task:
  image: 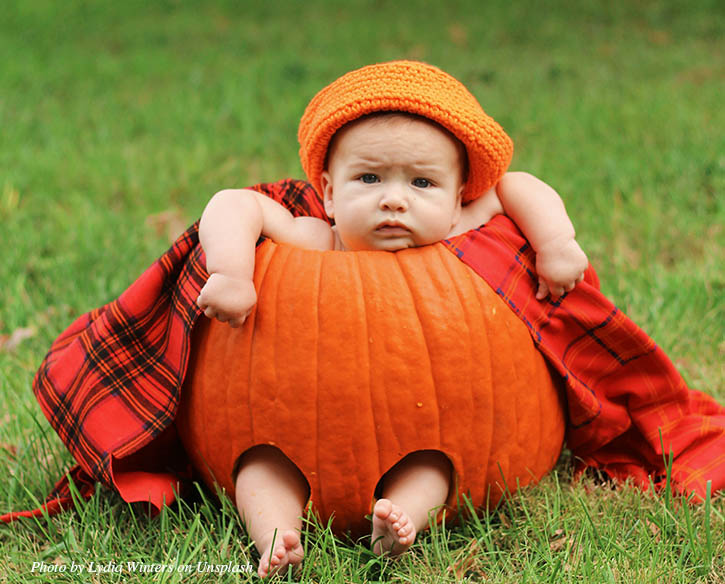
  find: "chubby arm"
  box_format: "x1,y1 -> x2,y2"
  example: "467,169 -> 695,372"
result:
197,188 -> 333,326
496,172 -> 588,299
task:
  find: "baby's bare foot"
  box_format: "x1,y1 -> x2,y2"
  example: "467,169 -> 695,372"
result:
258,529 -> 304,578
371,499 -> 416,556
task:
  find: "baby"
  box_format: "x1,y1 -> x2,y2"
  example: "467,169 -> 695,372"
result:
196,61 -> 587,577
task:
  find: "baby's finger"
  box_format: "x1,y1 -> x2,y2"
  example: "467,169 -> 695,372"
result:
228,314 -> 248,328
549,284 -> 565,300
203,306 -> 217,319
576,273 -> 585,283
535,279 -> 550,300
564,282 -> 576,292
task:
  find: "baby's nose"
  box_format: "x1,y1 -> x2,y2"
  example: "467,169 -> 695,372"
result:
379,189 -> 409,212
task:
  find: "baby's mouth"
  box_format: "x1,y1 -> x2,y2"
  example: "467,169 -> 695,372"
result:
375,220 -> 411,235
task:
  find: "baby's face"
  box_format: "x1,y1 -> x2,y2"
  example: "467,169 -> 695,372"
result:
320,115 -> 464,251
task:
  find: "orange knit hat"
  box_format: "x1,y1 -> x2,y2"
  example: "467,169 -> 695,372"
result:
298,60 -> 513,203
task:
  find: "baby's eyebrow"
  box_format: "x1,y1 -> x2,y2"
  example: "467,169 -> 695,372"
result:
346,155 -> 388,168
409,162 -> 446,173
347,156 -> 447,175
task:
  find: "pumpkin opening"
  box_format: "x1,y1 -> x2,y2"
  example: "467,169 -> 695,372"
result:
373,449 -> 456,510
232,444 -> 312,506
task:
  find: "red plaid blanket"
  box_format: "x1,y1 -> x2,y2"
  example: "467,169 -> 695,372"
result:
2,179 -> 723,522
447,225 -> 725,497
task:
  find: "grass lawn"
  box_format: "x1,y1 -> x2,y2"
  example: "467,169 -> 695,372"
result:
1,0 -> 723,582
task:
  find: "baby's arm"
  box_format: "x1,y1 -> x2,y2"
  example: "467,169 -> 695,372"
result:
449,187 -> 504,236
496,172 -> 588,300
197,189 -> 333,326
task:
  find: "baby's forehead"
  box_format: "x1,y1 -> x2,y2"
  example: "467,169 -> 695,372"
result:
336,112 -> 449,138
326,112 -> 467,167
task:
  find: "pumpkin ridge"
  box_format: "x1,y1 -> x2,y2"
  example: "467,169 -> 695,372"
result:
433,245 -> 486,500
466,263 -> 513,501
470,258 -> 502,504
524,336 -> 551,468
316,248 -> 337,517
312,248 -> 323,514
250,240 -> 289,454
315,247 -> 377,523
219,322 -> 233,486
360,254 -> 399,465
267,243 -> 326,516
245,240 -> 277,449
417,247 -> 470,507
349,251 -> 379,511
530,360 -> 546,472
356,251 -> 393,488
220,324 -> 232,481
393,251 -> 440,450
489,285 -> 520,486
273,246 -> 293,416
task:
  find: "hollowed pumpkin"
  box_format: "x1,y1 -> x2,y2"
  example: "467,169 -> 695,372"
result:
177,240 -> 565,535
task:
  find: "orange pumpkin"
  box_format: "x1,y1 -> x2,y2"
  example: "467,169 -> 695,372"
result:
177,240 -> 565,535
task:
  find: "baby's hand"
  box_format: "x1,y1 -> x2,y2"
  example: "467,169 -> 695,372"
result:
534,238 -> 588,301
196,273 -> 257,327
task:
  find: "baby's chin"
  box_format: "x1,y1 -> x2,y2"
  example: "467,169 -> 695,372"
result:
355,232 -> 441,252
338,230 -> 445,252
356,238 -> 418,252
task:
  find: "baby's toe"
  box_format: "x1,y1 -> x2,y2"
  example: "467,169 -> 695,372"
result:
282,531 -> 299,547
373,499 -> 393,520
272,547 -> 286,562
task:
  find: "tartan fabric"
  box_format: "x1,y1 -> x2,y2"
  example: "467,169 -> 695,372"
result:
444,218 -> 725,498
2,178 -> 723,523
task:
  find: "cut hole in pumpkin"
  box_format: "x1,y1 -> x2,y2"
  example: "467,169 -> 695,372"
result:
233,444 -> 312,504
373,449 -> 457,527
374,449 -> 453,499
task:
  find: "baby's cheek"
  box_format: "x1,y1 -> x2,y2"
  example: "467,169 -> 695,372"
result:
335,227 -> 366,252
427,217 -> 457,243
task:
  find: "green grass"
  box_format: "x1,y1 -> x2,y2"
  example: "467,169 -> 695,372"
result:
1,0 -> 723,582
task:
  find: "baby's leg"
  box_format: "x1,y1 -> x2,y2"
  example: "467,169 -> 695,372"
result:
372,450 -> 451,555
234,445 -> 309,578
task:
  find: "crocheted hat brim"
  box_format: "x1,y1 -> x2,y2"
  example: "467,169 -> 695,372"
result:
298,61 -> 513,203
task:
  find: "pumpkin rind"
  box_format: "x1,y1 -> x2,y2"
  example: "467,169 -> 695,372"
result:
177,240 -> 565,535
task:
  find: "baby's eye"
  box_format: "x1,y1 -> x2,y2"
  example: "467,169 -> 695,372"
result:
412,178 -> 432,188
359,174 -> 379,184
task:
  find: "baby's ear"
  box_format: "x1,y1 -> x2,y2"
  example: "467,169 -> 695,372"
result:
321,171 -> 335,218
